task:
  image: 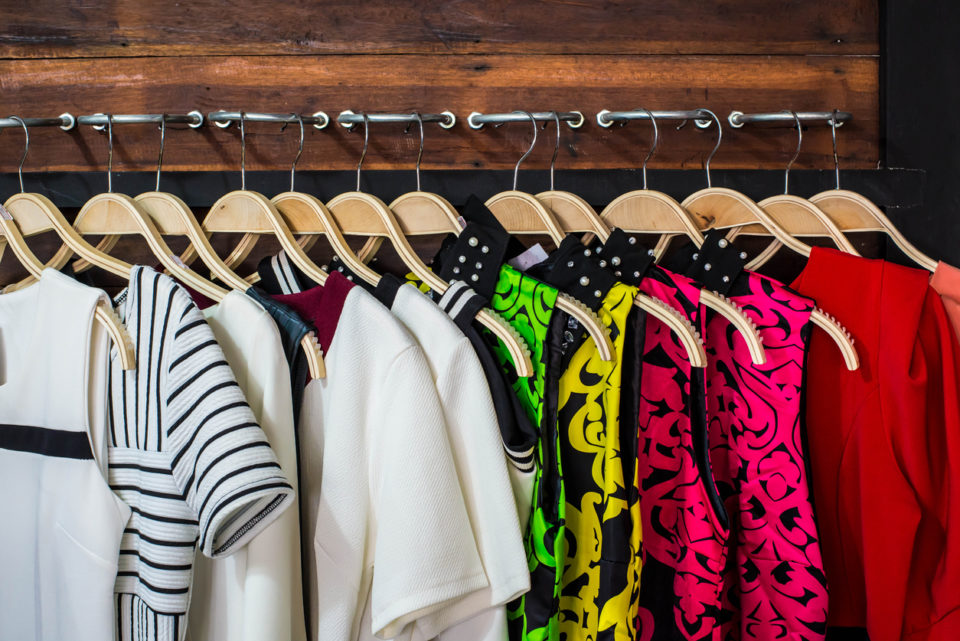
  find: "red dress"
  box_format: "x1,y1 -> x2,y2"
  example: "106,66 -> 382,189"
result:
791,247 -> 960,641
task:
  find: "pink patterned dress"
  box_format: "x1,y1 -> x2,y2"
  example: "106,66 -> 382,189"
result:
634,265 -> 730,641
702,268 -> 828,641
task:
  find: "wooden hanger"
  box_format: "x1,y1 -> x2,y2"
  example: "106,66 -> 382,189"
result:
0,115 -> 135,369
199,112 -> 326,378
723,111 -> 858,268
270,114 -> 381,287
476,110 -> 626,361
582,109 -> 766,363
808,111 -> 936,272
596,109 -> 706,260
680,109 -> 859,370
328,111 -> 535,377
71,115 -> 228,303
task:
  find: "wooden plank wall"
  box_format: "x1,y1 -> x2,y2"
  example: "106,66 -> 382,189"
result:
0,1 -> 879,174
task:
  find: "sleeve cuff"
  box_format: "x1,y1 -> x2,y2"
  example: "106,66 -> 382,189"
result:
202,481 -> 294,557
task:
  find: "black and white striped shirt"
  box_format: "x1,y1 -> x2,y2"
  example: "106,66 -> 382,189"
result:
108,267 -> 294,641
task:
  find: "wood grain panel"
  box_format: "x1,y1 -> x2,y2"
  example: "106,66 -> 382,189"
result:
0,55 -> 879,173
0,0 -> 879,58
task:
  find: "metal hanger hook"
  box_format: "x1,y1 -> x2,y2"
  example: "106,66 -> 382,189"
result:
783,110 -> 803,195
155,114 -> 167,192
289,113 -> 305,192
104,113 -> 114,193
413,111 -> 425,192
512,110 -> 538,191
237,111 -> 248,190
355,112 -> 370,192
829,108 -> 841,189
549,111 -> 561,191
637,107 -> 659,190
8,116 -> 29,193
696,108 -> 722,188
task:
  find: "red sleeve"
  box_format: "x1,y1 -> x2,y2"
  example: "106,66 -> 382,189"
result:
893,287 -> 960,640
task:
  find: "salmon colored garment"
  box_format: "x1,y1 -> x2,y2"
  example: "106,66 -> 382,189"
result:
791,247 -> 960,641
930,260 -> 960,341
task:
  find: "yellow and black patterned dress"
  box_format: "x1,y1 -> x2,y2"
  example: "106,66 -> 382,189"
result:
555,282 -> 642,641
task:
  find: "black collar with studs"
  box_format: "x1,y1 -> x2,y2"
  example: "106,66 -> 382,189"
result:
432,195 -> 517,300
661,231 -> 747,295
593,228 -> 657,287
525,235 -> 617,312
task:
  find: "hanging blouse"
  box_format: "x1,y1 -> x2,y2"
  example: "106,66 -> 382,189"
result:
372,275 -> 529,641
673,235 -> 828,641
0,270 -> 130,641
791,247 -> 960,641
271,272 -> 485,641
426,198 -> 567,641
526,237 -> 643,641
188,290 -> 307,641
108,266 -> 295,641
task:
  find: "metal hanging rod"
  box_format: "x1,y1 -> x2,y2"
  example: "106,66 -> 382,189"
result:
0,114 -> 76,131
337,110 -> 456,129
596,109 -> 714,129
77,111 -> 205,130
468,110 -> 585,130
728,110 -> 853,128
207,110 -> 330,129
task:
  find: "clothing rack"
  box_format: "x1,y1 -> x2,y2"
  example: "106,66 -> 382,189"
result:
0,108 -> 922,210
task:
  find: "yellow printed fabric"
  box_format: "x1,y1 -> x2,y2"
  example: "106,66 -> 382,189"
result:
557,283 -> 641,641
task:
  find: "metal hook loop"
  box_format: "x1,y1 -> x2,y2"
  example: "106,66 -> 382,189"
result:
8,116 -> 29,194
155,114 -> 167,192
238,111 -> 247,191
637,108 -> 659,190
413,111 -> 425,192
104,113 -> 114,193
356,112 -> 370,192
512,111 -> 538,191
829,108 -> 841,190
289,113 -> 305,192
784,110 -> 803,195
696,108 -> 722,188
549,111 -> 561,191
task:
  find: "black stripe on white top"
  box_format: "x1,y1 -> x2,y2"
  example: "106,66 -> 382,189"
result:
108,266 -> 293,641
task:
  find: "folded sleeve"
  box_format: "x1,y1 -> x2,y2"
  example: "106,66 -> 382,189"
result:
369,346 -> 488,639
164,301 -> 294,557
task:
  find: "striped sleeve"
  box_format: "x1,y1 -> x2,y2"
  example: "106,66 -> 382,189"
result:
163,290 -> 294,558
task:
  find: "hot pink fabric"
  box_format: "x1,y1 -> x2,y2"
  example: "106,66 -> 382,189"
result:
635,266 -> 729,641
703,271 -> 828,641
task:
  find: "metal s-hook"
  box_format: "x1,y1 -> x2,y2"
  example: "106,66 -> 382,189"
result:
355,112 -> 370,192
696,108 -> 722,188
289,113 -> 305,192
784,110 -> 803,195
8,116 -> 28,193
829,108 -> 841,190
512,110 -> 538,191
549,111 -> 561,191
637,107 -> 659,190
238,111 -> 247,191
413,111 -> 425,192
155,114 -> 167,192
